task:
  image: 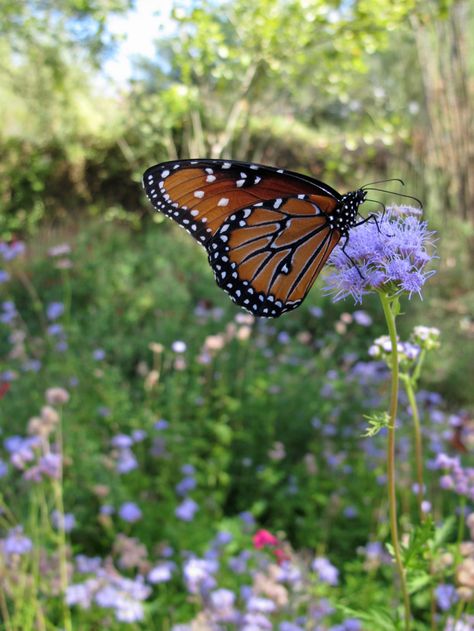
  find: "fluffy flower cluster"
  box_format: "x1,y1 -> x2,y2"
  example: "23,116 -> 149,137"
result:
435,453 -> 474,501
369,335 -> 421,364
66,563 -> 151,623
324,208 -> 436,303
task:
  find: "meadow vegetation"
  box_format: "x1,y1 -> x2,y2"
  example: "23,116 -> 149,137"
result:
0,1 -> 473,630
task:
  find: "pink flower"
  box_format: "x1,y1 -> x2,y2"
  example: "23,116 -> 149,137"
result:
252,529 -> 279,549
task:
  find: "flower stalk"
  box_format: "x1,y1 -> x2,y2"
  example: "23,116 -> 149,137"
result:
379,290 -> 412,630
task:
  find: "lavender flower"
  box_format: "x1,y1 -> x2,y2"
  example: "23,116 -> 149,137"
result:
435,584 -> 458,611
175,498 -> 198,521
148,562 -> 175,583
0,241 -> 25,261
324,209 -> 435,302
175,476 -> 197,496
46,302 -> 65,320
0,270 -> 10,283
312,556 -> 339,585
119,502 -> 142,523
93,348 -> 106,361
116,449 -> 138,474
2,526 -> 33,555
183,558 -> 218,594
51,510 -> 76,531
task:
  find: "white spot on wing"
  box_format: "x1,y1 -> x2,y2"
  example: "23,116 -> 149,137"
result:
218,198 -> 229,207
194,191 -> 205,198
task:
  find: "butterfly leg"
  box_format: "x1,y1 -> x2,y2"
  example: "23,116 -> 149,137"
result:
341,236 -> 364,279
353,213 -> 393,238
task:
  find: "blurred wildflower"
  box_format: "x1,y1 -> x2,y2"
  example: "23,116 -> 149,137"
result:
253,529 -> 279,549
114,534 -> 148,570
45,387 -> 69,405
0,241 -> 25,261
312,557 -> 339,586
171,340 -> 186,353
412,325 -> 441,350
76,555 -> 102,574
353,310 -> 372,326
175,497 -> 198,521
183,558 -> 218,594
324,209 -> 436,302
119,502 -> 142,523
51,510 -> 76,532
0,270 -> 10,283
268,441 -> 286,461
93,348 -> 106,361
175,476 -> 197,496
67,568 -> 150,623
148,562 -> 175,583
2,526 -> 33,556
48,243 -> 71,257
1,301 -> 17,324
209,588 -> 237,623
46,302 -> 65,320
435,584 -> 458,611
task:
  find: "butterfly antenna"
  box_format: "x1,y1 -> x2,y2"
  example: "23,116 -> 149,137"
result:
363,187 -> 423,208
362,178 -> 405,188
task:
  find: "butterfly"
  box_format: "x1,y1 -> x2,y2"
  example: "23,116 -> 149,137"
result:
143,159 -> 368,317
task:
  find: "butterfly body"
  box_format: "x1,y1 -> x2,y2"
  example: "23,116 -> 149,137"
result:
143,159 -> 367,317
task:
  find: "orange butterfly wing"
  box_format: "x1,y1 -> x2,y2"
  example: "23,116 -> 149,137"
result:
209,197 -> 341,316
143,160 -> 340,246
143,159 -> 343,317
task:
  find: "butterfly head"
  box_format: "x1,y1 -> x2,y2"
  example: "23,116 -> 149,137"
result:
333,189 -> 367,235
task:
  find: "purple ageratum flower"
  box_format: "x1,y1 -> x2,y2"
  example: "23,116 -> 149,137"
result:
76,554 -> 102,574
153,419 -> 169,430
6,436 -> 40,469
66,579 -> 97,608
148,562 -> 175,583
312,556 -> 339,586
22,359 -> 42,372
119,502 -> 142,523
175,498 -> 198,521
247,597 -> 276,613
324,209 -> 436,303
353,310 -> 372,326
280,622 -> 305,631
131,429 -> 147,442
175,476 -> 196,496
214,530 -> 233,546
116,449 -> 138,474
46,302 -> 65,320
2,526 -> 33,555
183,558 -> 218,594
1,301 -> 17,324
0,270 -> 10,283
435,584 -> 458,611
0,459 -> 8,478
209,588 -> 236,621
0,241 -> 25,261
111,434 -> 133,449
181,463 -> 195,475
93,348 -> 106,361
51,510 -> 76,532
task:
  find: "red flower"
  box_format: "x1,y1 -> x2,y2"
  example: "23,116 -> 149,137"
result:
252,529 -> 279,549
0,383 -> 10,400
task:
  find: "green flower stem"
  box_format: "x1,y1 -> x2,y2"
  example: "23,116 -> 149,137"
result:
402,374 -> 424,521
52,410 -> 72,631
379,291 -> 412,631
